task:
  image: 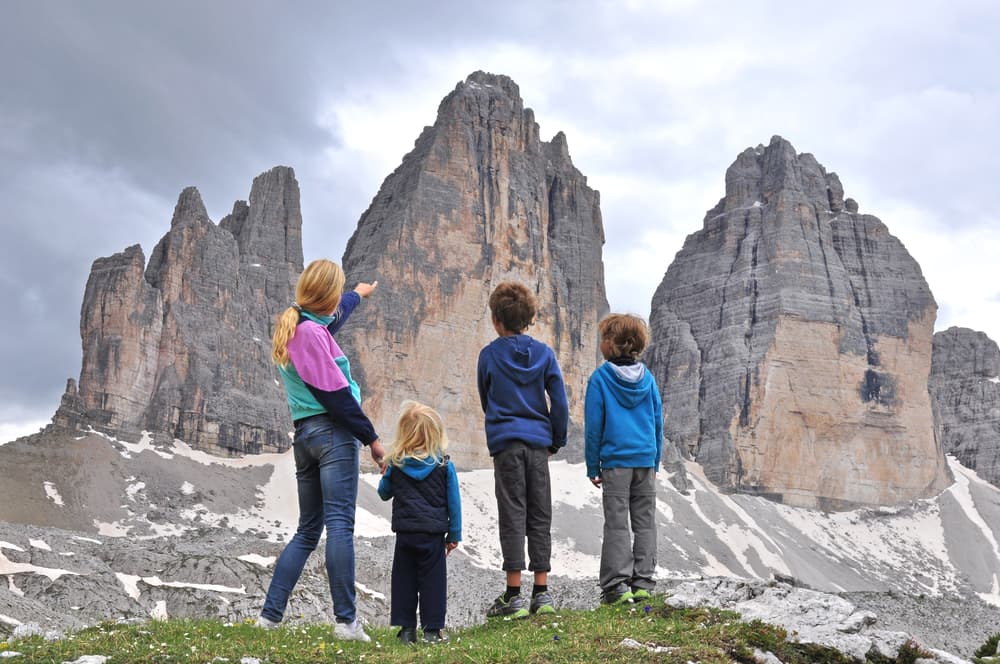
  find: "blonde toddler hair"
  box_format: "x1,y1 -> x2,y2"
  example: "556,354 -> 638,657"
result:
387,400 -> 448,467
271,259 -> 346,366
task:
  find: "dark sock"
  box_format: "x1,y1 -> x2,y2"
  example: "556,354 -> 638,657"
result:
532,584 -> 548,596
503,586 -> 521,601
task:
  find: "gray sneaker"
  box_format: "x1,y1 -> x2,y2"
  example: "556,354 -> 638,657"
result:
255,616 -> 280,630
529,591 -> 555,615
333,618 -> 371,642
601,583 -> 634,606
486,593 -> 530,619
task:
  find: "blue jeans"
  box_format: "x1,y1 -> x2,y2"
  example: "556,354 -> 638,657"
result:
261,416 -> 360,623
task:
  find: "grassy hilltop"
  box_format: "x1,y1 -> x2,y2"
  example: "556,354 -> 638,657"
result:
1,597 -> 936,664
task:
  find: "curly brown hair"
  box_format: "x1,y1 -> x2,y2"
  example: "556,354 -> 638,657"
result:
488,282 -> 537,334
599,313 -> 649,359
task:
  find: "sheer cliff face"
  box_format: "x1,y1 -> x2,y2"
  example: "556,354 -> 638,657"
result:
930,327 -> 1000,488
647,136 -> 951,509
338,71 -> 609,467
57,167 -> 303,455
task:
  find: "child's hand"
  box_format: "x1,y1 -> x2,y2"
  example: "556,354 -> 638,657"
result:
354,280 -> 379,298
369,439 -> 386,472
590,476 -> 602,488
445,542 -> 459,555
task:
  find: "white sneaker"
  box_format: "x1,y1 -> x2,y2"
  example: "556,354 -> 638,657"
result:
255,616 -> 280,630
333,618 -> 370,642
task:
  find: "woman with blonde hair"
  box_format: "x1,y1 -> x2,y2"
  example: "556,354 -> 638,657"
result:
378,401 -> 462,644
258,258 -> 385,642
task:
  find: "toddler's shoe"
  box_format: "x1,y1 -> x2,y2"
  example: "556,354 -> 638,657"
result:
333,618 -> 371,642
486,593 -> 530,619
631,587 -> 652,600
423,629 -> 449,643
396,627 -> 417,645
530,590 -> 556,615
600,582 -> 634,605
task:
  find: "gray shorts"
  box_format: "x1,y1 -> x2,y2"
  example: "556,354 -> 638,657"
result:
493,442 -> 552,572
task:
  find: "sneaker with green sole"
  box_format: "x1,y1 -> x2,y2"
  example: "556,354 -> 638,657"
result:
530,591 -> 555,614
601,583 -> 634,605
631,588 -> 652,600
486,593 -> 530,619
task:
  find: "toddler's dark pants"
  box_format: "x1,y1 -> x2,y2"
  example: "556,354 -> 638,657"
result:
390,531 -> 447,630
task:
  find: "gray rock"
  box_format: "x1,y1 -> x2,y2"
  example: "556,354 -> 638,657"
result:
836,610 -> 877,634
647,136 -> 950,509
664,578 -> 944,662
620,637 -> 675,653
10,623 -> 44,641
752,649 -> 784,664
929,326 -> 1000,488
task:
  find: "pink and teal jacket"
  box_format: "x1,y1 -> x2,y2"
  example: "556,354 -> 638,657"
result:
277,293 -> 378,445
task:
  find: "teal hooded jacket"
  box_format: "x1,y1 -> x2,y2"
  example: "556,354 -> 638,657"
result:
584,361 -> 663,478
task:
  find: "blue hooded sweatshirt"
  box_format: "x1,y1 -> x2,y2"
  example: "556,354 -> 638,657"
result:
477,334 -> 569,456
584,361 -> 663,478
378,455 -> 462,543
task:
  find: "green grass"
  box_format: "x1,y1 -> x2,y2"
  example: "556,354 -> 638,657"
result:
0,598 -> 924,663
974,631 -> 1000,663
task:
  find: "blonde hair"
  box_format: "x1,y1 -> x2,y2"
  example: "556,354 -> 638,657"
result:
387,400 -> 448,467
599,313 -> 649,359
271,259 -> 346,366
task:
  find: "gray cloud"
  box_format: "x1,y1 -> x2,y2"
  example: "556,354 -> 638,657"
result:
2,0 -> 999,436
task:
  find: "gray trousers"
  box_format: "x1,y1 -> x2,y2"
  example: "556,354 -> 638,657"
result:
493,442 -> 552,572
599,467 -> 657,591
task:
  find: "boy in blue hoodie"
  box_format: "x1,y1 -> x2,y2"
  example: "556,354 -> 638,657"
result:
477,282 -> 569,618
378,401 -> 462,645
585,313 -> 662,605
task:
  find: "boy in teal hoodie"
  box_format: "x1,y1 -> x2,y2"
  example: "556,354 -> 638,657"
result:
584,313 -> 662,605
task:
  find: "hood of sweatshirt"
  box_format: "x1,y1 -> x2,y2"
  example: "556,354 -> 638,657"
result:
597,361 -> 653,409
487,335 -> 548,385
394,455 -> 446,480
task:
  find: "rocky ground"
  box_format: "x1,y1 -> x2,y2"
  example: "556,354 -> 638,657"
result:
3,516 -> 997,661
4,430 -> 1000,660
844,590 -> 1000,659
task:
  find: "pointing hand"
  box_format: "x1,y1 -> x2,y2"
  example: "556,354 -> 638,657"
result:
354,280 -> 379,298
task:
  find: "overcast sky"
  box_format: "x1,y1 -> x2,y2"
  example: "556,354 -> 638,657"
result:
2,0 -> 998,441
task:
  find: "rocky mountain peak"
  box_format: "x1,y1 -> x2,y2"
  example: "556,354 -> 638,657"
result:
648,137 -> 950,509
462,69 -> 522,100
338,72 -> 608,467
929,326 -> 1000,487
931,326 -> 1000,380
720,135 -> 845,215
223,165 -> 303,268
169,186 -> 211,228
54,168 -> 302,455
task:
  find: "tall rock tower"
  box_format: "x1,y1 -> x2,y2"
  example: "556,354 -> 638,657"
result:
338,71 -> 608,467
647,136 -> 950,509
55,166 -> 303,454
929,326 -> 1000,488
